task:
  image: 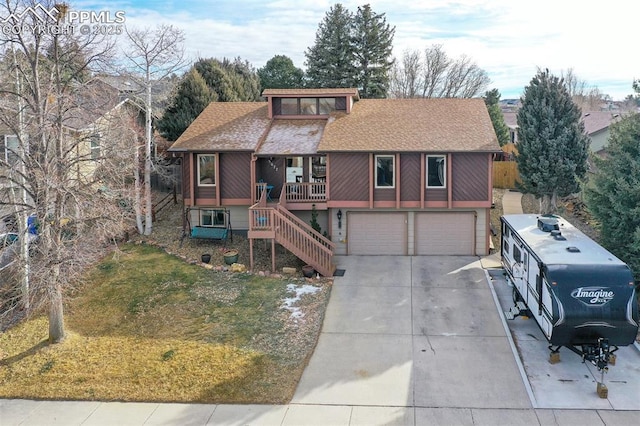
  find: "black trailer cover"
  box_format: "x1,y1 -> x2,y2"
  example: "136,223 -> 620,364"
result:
544,263 -> 639,347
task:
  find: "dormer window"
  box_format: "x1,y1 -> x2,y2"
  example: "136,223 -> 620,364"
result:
273,97 -> 344,116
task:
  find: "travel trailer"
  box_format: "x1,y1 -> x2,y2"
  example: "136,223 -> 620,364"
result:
500,214 -> 639,397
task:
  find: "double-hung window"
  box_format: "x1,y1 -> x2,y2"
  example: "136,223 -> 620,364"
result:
375,155 -> 395,188
197,154 -> 216,186
426,155 -> 446,188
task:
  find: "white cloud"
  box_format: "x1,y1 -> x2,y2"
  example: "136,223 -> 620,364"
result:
84,0 -> 639,100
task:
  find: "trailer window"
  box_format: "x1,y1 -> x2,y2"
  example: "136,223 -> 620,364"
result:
513,245 -> 522,263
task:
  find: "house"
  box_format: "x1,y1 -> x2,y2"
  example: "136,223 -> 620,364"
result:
168,88 -> 501,275
501,111 -> 623,154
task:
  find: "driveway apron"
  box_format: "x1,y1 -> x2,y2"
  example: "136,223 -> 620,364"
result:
292,255 -> 531,410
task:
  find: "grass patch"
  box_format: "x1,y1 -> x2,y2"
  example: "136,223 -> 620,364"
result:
0,244 -> 330,403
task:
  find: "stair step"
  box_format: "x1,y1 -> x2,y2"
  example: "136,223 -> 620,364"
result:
509,306 -> 521,316
516,301 -> 527,311
504,311 -> 515,320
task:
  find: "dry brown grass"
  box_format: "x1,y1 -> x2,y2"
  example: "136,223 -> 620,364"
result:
0,244 -> 332,404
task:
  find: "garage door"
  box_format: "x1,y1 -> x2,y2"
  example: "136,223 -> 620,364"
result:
415,212 -> 475,255
348,212 -> 407,255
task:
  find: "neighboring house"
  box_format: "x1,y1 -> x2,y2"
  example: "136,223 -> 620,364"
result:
581,111 -> 623,154
168,88 -> 500,275
502,111 -> 623,154
0,78 -> 146,192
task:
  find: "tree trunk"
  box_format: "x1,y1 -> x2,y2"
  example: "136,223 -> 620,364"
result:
144,70 -> 153,236
134,138 -> 144,234
541,194 -> 552,215
48,272 -> 65,343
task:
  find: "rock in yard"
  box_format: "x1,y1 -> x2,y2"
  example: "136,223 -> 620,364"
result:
282,267 -> 297,275
230,263 -> 246,273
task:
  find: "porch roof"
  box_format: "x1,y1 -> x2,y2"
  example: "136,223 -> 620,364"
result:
168,102 -> 269,151
256,120 -> 326,156
319,98 -> 500,153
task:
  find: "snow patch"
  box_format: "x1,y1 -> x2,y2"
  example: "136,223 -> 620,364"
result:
282,283 -> 320,321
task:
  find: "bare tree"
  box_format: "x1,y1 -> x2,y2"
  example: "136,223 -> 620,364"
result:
422,44 -> 451,98
389,49 -> 422,98
390,44 -> 489,99
0,0 -> 136,341
121,25 -> 186,236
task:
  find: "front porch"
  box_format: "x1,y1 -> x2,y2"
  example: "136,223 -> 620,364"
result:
253,181 -> 327,209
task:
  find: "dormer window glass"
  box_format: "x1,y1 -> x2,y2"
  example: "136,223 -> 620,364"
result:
273,97 -> 342,116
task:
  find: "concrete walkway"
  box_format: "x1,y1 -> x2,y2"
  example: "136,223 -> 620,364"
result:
502,189 -> 524,215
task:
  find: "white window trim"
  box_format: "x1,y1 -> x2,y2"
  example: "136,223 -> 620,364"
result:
426,154 -> 447,188
375,154 -> 395,189
200,209 -> 227,227
197,154 -> 216,187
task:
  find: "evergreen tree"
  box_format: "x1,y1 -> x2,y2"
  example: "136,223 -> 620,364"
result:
193,57 -> 261,102
304,4 -> 355,88
483,88 -> 510,146
193,58 -> 238,101
351,4 -> 395,98
258,55 -> 304,89
516,69 -> 589,213
222,57 -> 262,101
585,113 -> 640,279
157,68 -> 216,141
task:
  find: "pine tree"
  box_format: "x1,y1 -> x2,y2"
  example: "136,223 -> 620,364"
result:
351,4 -> 395,98
157,68 -> 216,141
483,88 -> 510,146
304,4 -> 355,88
305,3 -> 395,97
258,55 -> 304,89
584,113 -> 640,279
516,69 -> 589,213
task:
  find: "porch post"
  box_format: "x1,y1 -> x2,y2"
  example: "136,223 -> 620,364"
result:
271,238 -> 276,273
249,238 -> 254,271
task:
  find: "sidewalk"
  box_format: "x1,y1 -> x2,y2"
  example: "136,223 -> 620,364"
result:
502,189 -> 524,215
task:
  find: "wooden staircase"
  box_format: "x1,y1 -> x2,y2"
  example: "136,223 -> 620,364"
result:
248,196 -> 335,276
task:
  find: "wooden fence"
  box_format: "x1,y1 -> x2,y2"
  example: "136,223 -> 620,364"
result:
493,161 -> 520,189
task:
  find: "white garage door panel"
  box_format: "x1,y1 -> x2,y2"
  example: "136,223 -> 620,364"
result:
348,213 -> 407,255
415,212 -> 475,255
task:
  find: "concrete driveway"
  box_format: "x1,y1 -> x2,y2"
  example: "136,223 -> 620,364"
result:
292,255 -> 532,421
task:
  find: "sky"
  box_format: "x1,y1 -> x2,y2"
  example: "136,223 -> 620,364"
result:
75,0 -> 639,101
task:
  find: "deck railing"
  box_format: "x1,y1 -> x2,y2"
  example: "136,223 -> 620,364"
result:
248,203 -> 335,277
282,182 -> 326,203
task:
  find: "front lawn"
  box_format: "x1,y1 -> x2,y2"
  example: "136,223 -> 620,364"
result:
0,244 -> 331,403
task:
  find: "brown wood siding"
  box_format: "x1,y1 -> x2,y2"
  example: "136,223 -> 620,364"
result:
329,153 -> 369,201
426,188 -> 447,202
374,188 -> 395,201
400,153 -> 420,201
195,185 -> 216,200
452,153 -> 489,201
220,152 -> 251,199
